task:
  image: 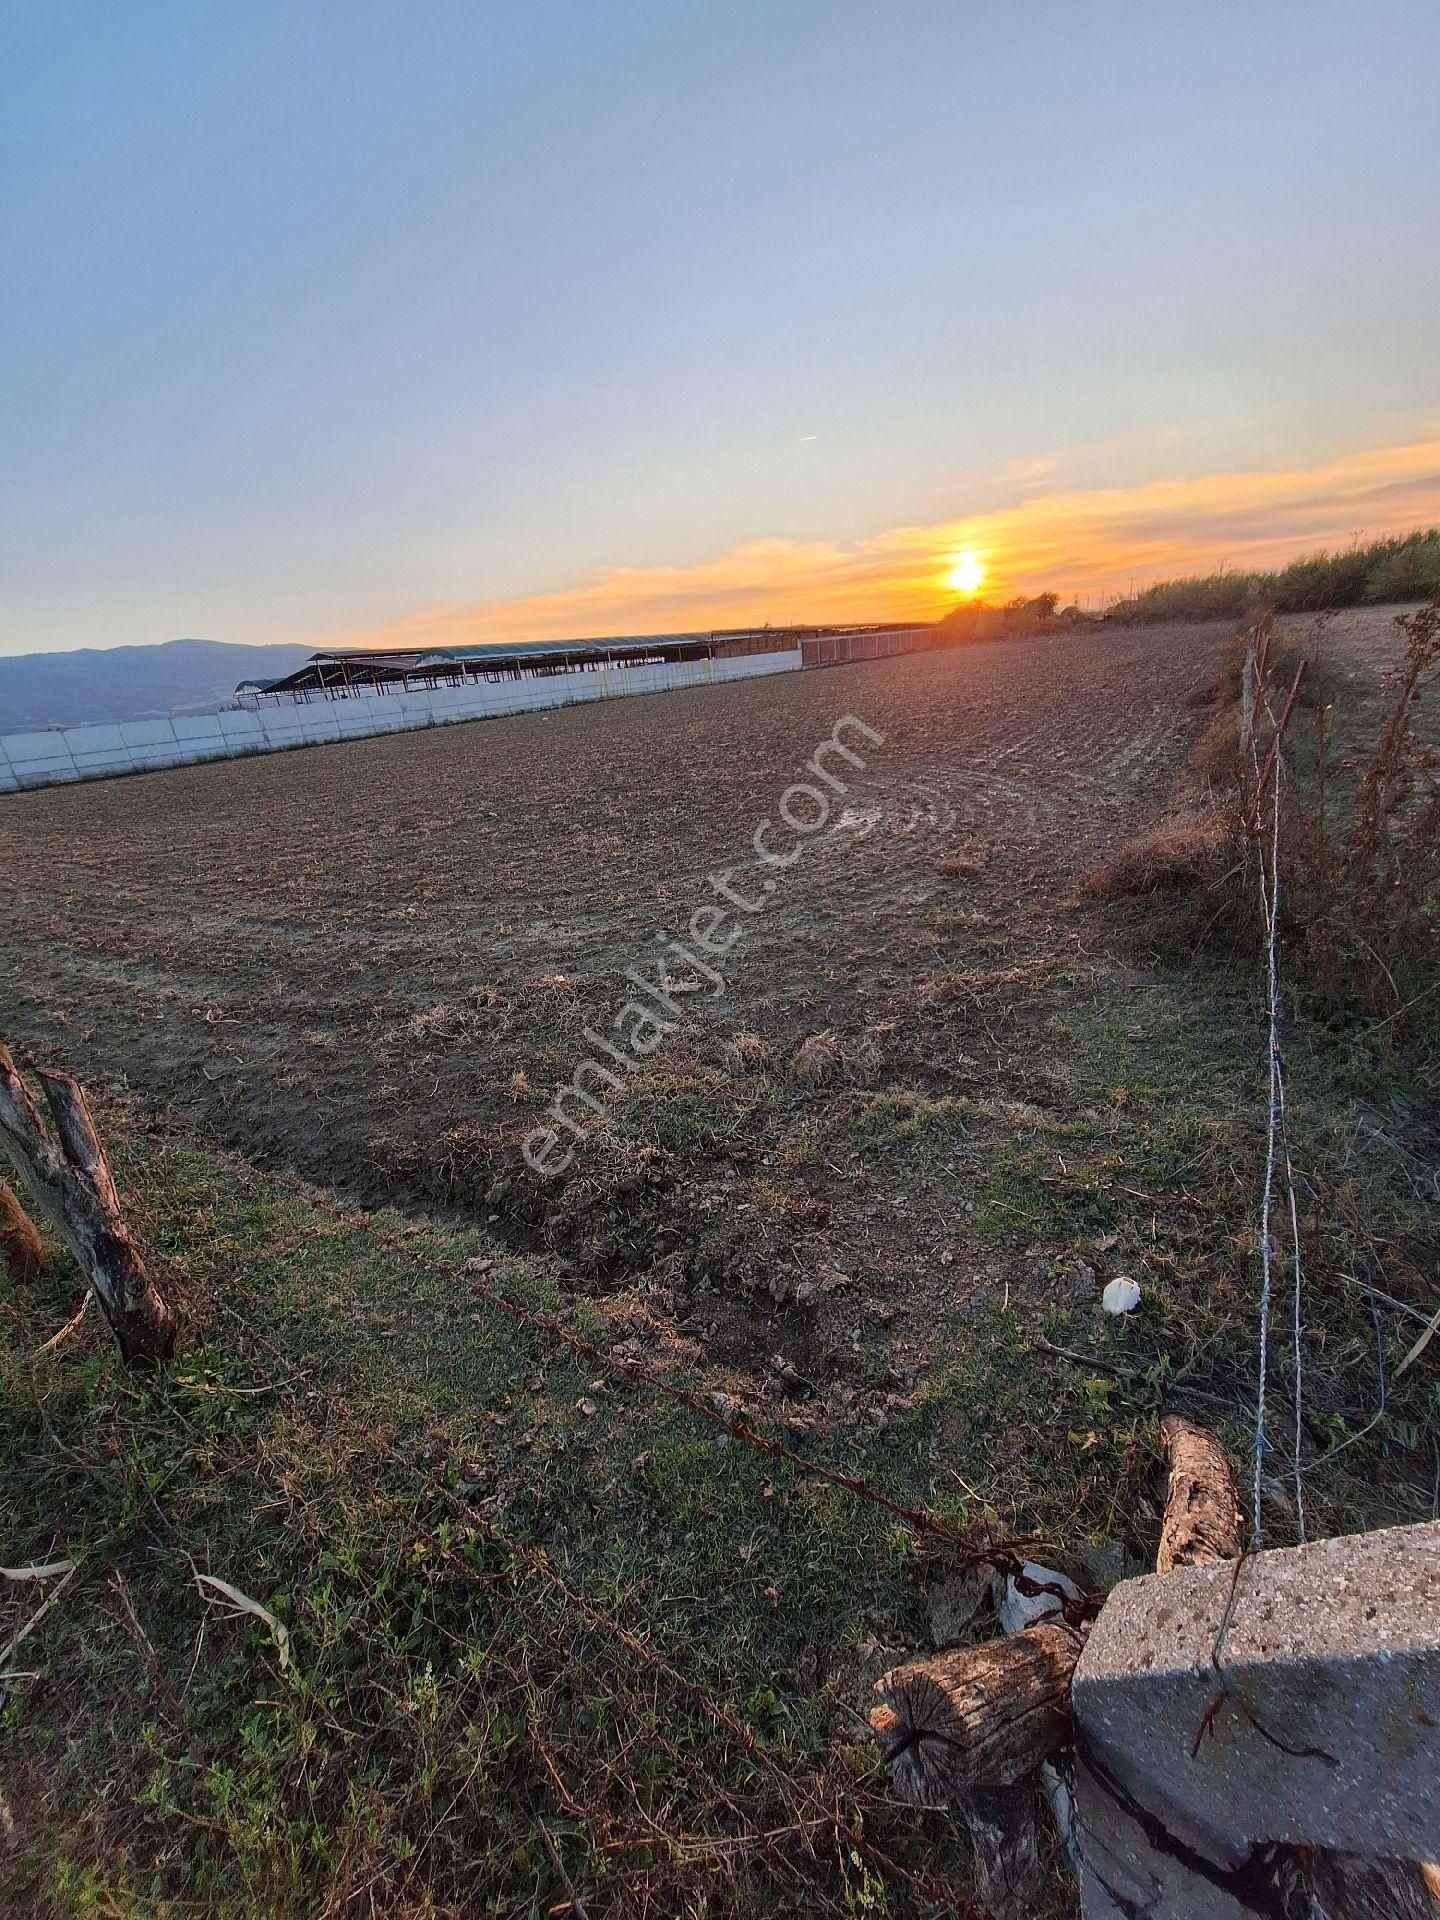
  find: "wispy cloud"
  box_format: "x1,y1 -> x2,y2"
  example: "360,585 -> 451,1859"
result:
355,432 -> 1440,650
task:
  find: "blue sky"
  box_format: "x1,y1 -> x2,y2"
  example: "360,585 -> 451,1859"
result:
2,1 -> 1438,654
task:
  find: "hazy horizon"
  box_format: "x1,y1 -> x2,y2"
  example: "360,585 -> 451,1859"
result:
4,1 -> 1438,659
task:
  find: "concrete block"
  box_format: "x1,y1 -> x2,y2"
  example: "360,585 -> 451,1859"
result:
17,759 -> 78,785
218,711 -> 265,739
171,714 -> 224,742
1071,1757 -> 1249,1919
118,719 -> 177,749
2,731 -> 67,764
1073,1519 -> 1440,1859
71,751 -> 135,778
65,723 -> 126,753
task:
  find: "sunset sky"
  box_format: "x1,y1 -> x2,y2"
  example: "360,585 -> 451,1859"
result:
3,2 -> 1438,657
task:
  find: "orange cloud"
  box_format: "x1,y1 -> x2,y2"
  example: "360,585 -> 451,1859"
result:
355,432 -> 1440,649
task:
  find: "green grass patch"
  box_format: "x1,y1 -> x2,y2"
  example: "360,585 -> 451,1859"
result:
1,1109 -> 984,1918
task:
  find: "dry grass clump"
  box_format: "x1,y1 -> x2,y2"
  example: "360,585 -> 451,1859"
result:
467,982 -> 511,1013
915,970 -> 968,1006
468,978 -> 586,1033
789,1032 -> 842,1085
938,841 -> 989,876
1076,810 -> 1230,901
405,1002 -> 478,1042
719,1030 -> 773,1075
1189,704 -> 1242,789
1081,602 -> 1440,1056
847,1023 -> 892,1077
1289,600 -> 1440,1042
1076,629 -> 1249,900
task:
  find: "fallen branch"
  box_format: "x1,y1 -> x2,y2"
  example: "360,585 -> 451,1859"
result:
31,1292 -> 91,1356
0,1556 -> 82,1676
0,1044 -> 175,1367
192,1568 -> 290,1670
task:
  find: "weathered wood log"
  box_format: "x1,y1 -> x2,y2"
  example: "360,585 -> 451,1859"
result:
0,1176 -> 51,1283
872,1622 -> 1081,1805
1156,1412 -> 1242,1573
959,1780 -> 1046,1916
0,1045 -> 175,1367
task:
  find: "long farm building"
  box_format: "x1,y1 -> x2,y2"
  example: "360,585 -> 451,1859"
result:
1,623 -> 938,792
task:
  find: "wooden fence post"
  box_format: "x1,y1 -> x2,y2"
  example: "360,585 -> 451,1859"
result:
0,1044 -> 175,1367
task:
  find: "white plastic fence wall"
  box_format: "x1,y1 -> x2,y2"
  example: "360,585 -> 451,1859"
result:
0,648 -> 802,794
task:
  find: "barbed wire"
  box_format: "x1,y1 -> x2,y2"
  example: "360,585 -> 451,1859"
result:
1252,742 -> 1280,1549
1248,643 -> 1308,1549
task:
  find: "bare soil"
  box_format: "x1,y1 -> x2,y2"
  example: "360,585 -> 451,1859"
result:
1,622 -> 1238,1368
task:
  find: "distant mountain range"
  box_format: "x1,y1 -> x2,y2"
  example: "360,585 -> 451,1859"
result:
0,638 -> 313,732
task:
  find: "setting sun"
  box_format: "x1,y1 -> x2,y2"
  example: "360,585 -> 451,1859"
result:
947,550 -> 985,595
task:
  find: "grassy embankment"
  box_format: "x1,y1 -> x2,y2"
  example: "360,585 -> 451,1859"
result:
1103,527 -> 1440,623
